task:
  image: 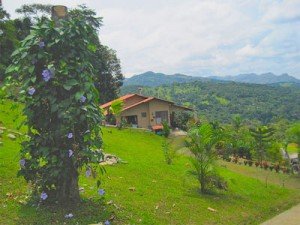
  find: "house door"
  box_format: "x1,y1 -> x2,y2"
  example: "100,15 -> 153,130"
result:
155,111 -> 168,124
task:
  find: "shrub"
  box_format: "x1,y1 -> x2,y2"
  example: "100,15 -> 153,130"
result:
248,160 -> 253,166
186,123 -> 224,193
171,111 -> 193,131
162,121 -> 170,138
162,140 -> 176,165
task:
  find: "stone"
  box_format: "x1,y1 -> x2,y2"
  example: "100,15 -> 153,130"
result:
7,134 -> 16,140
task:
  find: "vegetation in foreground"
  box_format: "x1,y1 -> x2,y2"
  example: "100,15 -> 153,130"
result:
1,101 -> 300,225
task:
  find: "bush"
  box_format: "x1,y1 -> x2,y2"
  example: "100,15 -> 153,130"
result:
171,111 -> 193,131
162,140 -> 176,165
162,121 -> 170,138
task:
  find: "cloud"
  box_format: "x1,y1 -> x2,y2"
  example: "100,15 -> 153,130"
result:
4,0 -> 300,78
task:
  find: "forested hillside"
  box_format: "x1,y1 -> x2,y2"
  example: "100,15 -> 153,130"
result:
121,82 -> 300,123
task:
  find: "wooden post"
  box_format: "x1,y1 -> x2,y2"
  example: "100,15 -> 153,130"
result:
51,5 -> 68,26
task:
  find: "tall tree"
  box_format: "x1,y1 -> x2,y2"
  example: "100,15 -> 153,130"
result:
0,6 -> 18,81
250,126 -> 275,163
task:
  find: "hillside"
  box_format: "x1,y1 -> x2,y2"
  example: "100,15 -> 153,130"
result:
121,82 -> 300,123
124,71 -> 300,87
123,71 -> 210,86
1,100 -> 300,224
211,72 -> 300,84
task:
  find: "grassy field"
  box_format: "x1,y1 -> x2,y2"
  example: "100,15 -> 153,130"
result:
1,100 -> 300,224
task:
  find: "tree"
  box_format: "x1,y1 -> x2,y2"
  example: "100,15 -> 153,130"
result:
186,123 -> 223,193
5,7 -> 103,204
0,6 -> 18,81
250,126 -> 275,164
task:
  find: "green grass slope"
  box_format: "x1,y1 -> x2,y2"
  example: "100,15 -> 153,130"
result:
0,100 -> 300,224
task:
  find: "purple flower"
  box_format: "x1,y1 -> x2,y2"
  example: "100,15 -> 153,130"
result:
42,69 -> 52,82
20,159 -> 25,167
28,87 -> 36,95
98,189 -> 105,196
39,41 -> 45,48
68,149 -> 74,157
67,133 -> 73,139
40,191 -> 48,200
80,95 -> 86,103
85,169 -> 91,177
104,220 -> 110,225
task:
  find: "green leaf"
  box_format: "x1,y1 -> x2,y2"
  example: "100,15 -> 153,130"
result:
96,180 -> 101,188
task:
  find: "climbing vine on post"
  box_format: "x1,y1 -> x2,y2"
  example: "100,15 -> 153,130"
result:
6,7 -> 103,203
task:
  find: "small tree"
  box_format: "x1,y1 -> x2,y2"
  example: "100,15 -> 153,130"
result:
186,123 -> 223,193
162,121 -> 170,138
6,7 -> 103,204
162,140 -> 176,165
250,126 -> 275,164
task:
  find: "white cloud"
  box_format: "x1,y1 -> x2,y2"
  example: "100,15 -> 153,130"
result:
4,0 -> 300,78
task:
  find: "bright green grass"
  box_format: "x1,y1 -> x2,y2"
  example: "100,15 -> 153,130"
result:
1,100 -> 300,224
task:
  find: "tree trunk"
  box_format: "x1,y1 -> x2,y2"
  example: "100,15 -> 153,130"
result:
57,166 -> 80,204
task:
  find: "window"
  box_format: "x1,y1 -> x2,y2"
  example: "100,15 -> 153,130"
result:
155,111 -> 168,124
141,112 -> 147,117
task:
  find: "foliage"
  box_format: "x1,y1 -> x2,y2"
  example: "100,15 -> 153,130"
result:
121,81 -> 300,123
1,4 -> 124,102
186,123 -> 223,193
110,99 -> 124,116
162,140 -> 176,164
171,111 -> 193,131
250,126 -> 275,163
162,121 -> 170,138
5,10 -> 104,203
0,6 -> 18,81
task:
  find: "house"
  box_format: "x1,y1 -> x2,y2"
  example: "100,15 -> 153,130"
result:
100,94 -> 193,130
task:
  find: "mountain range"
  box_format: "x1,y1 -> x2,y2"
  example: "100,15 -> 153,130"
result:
124,71 -> 300,87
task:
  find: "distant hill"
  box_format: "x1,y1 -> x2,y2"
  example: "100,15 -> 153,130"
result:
123,71 -> 211,86
121,81 -> 300,123
124,71 -> 300,86
211,72 -> 300,84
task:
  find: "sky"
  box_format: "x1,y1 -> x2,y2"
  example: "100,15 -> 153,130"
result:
3,0 -> 300,78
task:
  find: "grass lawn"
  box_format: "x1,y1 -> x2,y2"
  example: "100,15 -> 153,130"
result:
1,100 -> 300,224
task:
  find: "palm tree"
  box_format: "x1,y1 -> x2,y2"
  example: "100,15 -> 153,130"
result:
186,123 -> 221,193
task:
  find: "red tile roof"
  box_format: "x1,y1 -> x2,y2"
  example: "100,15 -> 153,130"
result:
100,93 -> 138,109
100,93 -> 193,111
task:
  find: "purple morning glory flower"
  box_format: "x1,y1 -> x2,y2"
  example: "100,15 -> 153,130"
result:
39,41 -> 45,48
98,189 -> 105,196
67,133 -> 73,139
42,69 -> 52,82
80,95 -> 86,103
104,220 -> 110,225
85,169 -> 91,177
28,87 -> 36,95
40,191 -> 48,200
20,159 -> 25,167
68,149 -> 74,157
